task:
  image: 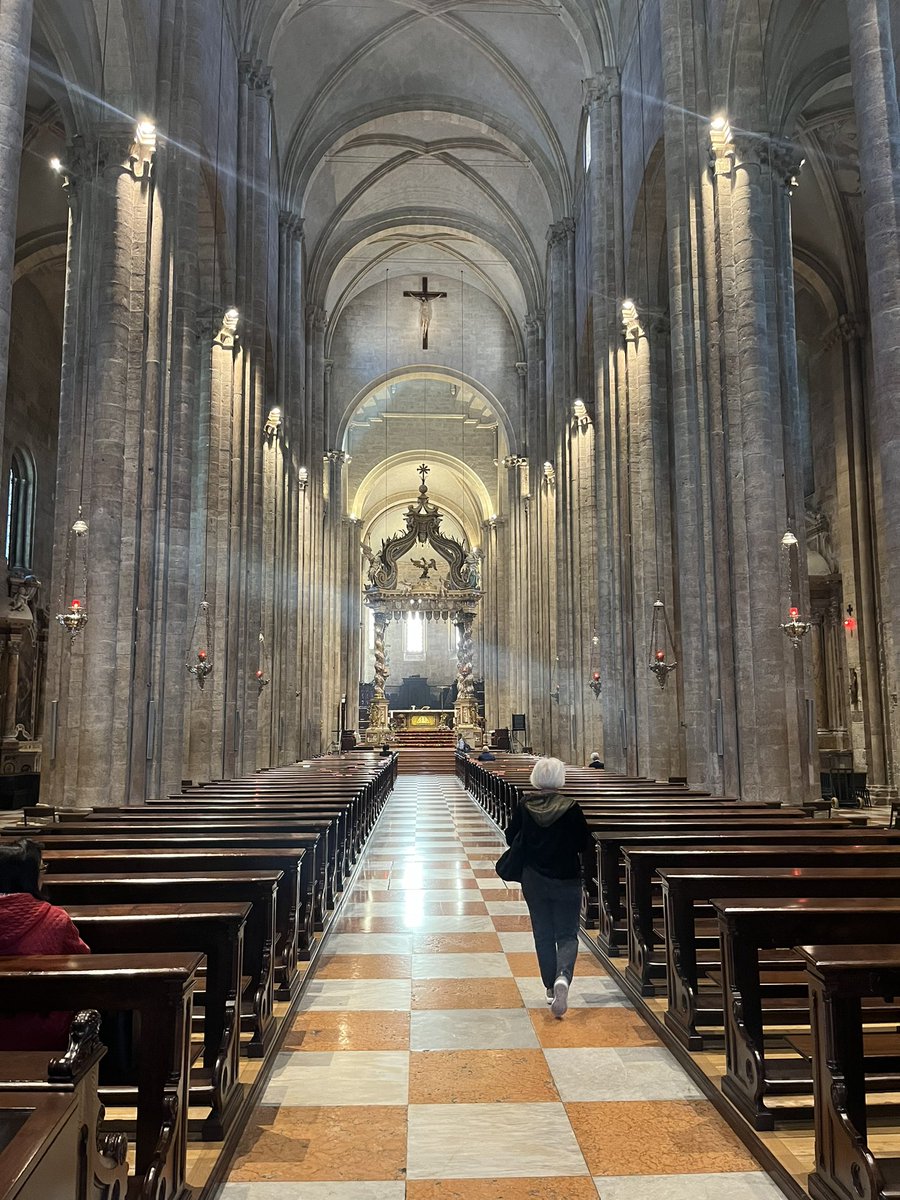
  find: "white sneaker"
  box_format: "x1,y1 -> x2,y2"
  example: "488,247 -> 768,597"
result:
545,987 -> 554,1004
551,976 -> 569,1019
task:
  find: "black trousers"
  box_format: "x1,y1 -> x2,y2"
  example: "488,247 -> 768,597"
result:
521,865 -> 582,989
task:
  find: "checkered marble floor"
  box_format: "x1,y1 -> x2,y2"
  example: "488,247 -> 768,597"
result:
223,776 -> 786,1199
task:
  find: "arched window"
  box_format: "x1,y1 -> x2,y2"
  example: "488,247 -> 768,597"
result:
5,448 -> 35,571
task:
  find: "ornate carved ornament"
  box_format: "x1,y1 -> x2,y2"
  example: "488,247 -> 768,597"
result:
364,465 -> 481,595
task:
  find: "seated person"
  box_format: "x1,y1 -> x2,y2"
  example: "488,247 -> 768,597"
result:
379,743 -> 392,757
478,749 -> 496,761
0,839 -> 89,1050
588,751 -> 604,769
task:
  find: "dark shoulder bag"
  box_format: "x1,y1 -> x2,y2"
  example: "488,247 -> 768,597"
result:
496,816 -> 526,882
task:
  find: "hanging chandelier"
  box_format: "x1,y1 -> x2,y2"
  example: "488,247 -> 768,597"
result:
648,597 -> 677,688
780,531 -> 811,648
186,599 -> 213,687
55,510 -> 89,641
589,628 -> 601,696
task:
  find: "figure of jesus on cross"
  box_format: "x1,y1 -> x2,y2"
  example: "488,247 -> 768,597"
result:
403,276 -> 447,350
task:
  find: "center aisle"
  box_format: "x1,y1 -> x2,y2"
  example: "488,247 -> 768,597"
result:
223,773 -> 784,1199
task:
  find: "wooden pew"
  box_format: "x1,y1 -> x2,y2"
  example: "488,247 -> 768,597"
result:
657,865 -> 900,1049
796,944 -> 900,1200
622,836 -> 899,991
595,824 -> 883,955
714,898 -> 900,1130
44,871 -> 279,1058
0,1009 -> 128,1200
65,902 -> 249,1141
37,849 -> 306,997
0,954 -> 201,1200
8,828 -> 327,935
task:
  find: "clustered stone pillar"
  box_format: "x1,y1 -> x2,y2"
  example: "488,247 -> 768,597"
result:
585,70 -> 629,771
0,0 -> 34,462
848,0 -> 900,785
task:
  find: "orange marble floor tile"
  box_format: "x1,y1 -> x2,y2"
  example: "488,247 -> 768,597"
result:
409,1049 -> 558,1103
567,1100 -> 761,1176
314,954 -> 412,979
284,1010 -> 410,1051
413,932 -> 503,954
228,1105 -> 408,1181
529,1007 -> 661,1048
472,869 -> 499,878
479,889 -> 522,902
491,914 -> 534,932
411,977 -> 524,1009
407,1179 -> 601,1200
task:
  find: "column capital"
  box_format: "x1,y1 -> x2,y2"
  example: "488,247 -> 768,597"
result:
280,209 -> 304,239
239,57 -> 274,97
525,308 -> 545,331
502,454 -> 527,469
546,217 -> 575,247
514,361 -> 527,378
582,69 -> 620,110
326,448 -> 350,465
305,303 -> 327,332
323,357 -> 334,378
839,311 -> 867,342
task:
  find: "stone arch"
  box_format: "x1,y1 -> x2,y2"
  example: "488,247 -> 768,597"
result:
335,366 -> 517,463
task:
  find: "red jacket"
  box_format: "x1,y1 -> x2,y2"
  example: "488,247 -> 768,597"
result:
0,893 -> 90,1050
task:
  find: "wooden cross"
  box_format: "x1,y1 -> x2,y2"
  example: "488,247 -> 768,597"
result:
402,276 -> 447,350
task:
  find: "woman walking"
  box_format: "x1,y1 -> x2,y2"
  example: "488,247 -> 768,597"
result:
503,757 -> 593,1017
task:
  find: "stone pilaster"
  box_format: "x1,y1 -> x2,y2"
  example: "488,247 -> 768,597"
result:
0,0 -> 34,486
848,0 -> 900,787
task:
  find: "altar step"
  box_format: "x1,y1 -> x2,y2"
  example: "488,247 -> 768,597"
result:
392,730 -> 457,747
396,747 -> 458,775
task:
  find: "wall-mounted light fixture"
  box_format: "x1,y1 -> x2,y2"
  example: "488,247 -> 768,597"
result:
573,398 -> 591,428
543,460 -> 556,484
298,466 -> 309,491
135,120 -> 157,150
264,406 -> 282,439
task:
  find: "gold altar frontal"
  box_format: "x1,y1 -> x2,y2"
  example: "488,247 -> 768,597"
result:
391,709 -> 454,731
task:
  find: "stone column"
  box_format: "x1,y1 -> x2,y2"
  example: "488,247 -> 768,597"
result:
584,71 -> 628,770
546,219 -> 576,762
711,127 -> 800,802
847,0 -> 900,778
0,0 -> 34,461
658,4 -> 731,794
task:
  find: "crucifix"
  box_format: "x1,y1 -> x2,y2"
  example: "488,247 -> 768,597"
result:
403,276 -> 447,350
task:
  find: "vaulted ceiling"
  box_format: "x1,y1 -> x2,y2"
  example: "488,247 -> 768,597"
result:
253,0 -> 617,329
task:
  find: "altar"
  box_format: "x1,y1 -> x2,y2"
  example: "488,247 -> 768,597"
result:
391,709 -> 454,732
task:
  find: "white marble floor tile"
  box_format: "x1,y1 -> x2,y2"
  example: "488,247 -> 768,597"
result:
326,933 -> 414,954
516,976 -> 630,1009
262,1050 -> 409,1106
498,932 -> 539,952
393,915 -> 495,934
298,979 -> 412,1011
411,953 -> 513,979
407,1103 -> 589,1179
221,1186 -> 407,1200
594,1174 -> 785,1199
410,1008 -> 539,1050
486,900 -> 530,915
544,1047 -> 703,1102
